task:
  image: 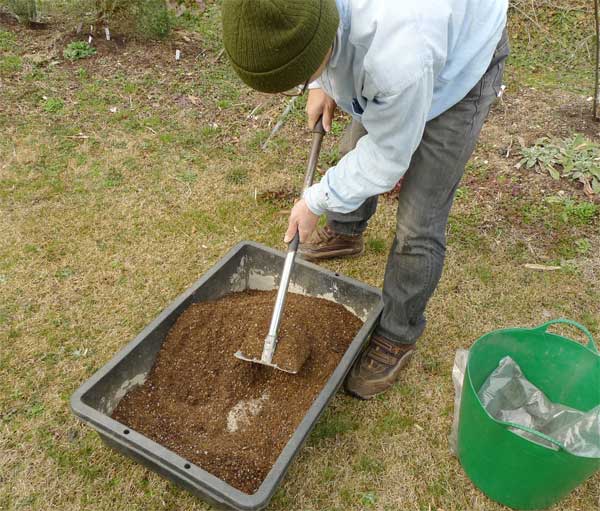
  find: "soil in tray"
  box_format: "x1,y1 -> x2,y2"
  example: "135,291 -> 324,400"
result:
111,290 -> 363,494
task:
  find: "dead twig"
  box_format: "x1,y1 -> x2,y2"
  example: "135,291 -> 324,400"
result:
247,103 -> 265,120
261,96 -> 298,150
214,48 -> 225,63
524,263 -> 562,271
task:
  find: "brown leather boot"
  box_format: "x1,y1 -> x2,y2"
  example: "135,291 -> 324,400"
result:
345,334 -> 416,400
298,225 -> 364,262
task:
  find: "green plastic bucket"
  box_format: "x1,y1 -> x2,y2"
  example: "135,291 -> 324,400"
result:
458,319 -> 600,510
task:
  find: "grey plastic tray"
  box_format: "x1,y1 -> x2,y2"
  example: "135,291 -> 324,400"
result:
70,241 -> 383,510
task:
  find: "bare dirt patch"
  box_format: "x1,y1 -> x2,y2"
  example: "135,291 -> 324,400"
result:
111,290 -> 363,494
490,87 -> 600,144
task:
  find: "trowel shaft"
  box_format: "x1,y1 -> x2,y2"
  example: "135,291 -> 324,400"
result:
261,245 -> 297,363
262,118 -> 326,364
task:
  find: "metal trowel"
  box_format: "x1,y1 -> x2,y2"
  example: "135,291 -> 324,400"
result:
235,117 -> 326,374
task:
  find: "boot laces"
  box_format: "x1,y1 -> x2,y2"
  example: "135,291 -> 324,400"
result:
366,336 -> 407,367
314,225 -> 336,244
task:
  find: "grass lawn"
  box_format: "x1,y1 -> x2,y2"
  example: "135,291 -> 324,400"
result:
1,2 -> 599,510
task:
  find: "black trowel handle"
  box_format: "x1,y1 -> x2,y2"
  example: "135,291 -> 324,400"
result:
288,116 -> 326,251
312,116 -> 327,134
288,232 -> 301,252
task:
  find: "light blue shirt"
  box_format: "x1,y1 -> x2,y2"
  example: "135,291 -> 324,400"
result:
304,0 -> 508,216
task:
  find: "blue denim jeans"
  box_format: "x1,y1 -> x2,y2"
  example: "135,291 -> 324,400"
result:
328,29 -> 509,344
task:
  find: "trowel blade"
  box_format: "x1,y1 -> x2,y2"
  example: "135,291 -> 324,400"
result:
235,331 -> 310,375
234,350 -> 299,374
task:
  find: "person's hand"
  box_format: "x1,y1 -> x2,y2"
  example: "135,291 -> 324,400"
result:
306,88 -> 337,132
284,198 -> 319,243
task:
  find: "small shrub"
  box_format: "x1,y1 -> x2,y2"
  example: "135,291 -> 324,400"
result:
63,41 -> 97,61
95,0 -> 171,39
4,0 -> 41,22
135,0 -> 171,39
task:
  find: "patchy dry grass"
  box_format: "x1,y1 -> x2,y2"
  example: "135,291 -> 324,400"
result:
1,2 -> 599,511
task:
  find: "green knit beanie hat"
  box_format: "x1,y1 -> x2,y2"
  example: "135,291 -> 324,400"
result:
222,0 -> 339,93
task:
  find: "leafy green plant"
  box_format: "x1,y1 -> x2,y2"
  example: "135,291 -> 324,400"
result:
360,492 -> 378,508
518,135 -> 600,195
575,238 -> 591,255
63,41 -> 97,61
518,141 -> 560,177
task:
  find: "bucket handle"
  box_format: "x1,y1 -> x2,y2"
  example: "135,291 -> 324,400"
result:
533,318 -> 598,354
495,419 -> 566,451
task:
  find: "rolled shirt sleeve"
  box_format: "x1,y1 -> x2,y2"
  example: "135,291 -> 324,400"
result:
303,66 -> 434,216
